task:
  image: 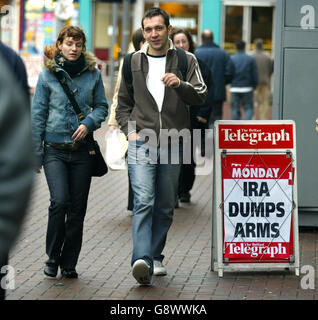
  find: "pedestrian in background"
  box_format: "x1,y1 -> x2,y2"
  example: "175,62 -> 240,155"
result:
107,29 -> 145,212
0,41 -> 30,102
230,40 -> 258,120
0,53 -> 34,300
116,8 -> 207,285
170,28 -> 214,204
252,38 -> 273,120
195,29 -> 234,128
31,26 -> 108,279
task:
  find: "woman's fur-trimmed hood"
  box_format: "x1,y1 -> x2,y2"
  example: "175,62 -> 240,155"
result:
44,51 -> 97,73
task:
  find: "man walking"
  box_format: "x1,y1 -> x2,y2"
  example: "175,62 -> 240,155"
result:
116,7 -> 207,285
0,36 -> 33,300
252,38 -> 273,120
195,29 -> 234,128
230,40 -> 258,120
0,53 -> 33,300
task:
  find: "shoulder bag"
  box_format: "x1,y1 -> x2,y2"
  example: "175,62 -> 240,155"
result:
54,72 -> 108,177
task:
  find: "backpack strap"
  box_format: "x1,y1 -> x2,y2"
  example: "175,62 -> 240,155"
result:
122,48 -> 188,103
176,47 -> 188,81
122,52 -> 135,104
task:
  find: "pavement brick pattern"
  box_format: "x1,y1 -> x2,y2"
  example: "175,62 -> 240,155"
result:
5,122 -> 318,300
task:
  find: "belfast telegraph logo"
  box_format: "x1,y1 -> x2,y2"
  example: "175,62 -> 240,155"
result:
219,124 -> 294,149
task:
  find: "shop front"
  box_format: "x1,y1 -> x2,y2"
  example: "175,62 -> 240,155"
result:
93,0 -> 201,63
222,0 -> 276,55
20,0 -> 80,90
21,0 -> 79,55
145,1 -> 201,44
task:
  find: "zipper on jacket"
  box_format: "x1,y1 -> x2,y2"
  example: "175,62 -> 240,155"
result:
158,111 -> 162,146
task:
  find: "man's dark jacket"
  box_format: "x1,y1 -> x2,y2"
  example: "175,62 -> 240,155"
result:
0,41 -> 29,102
195,42 -> 234,102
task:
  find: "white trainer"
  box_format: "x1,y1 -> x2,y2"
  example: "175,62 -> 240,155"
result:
153,260 -> 167,276
132,259 -> 152,285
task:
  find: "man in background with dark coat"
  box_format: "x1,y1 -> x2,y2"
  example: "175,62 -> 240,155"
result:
0,43 -> 33,299
195,29 -> 234,128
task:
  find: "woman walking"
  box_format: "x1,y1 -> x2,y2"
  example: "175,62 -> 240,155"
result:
171,28 -> 214,204
31,26 -> 108,278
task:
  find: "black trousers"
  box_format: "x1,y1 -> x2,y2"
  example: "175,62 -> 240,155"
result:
127,173 -> 134,211
178,120 -> 207,196
208,100 -> 223,129
43,145 -> 92,269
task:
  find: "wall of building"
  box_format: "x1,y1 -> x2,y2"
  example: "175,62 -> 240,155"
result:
201,0 -> 222,45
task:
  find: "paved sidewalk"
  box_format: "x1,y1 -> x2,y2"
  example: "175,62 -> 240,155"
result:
5,120 -> 318,301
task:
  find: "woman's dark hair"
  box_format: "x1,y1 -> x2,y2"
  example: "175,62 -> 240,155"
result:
170,28 -> 196,54
142,7 -> 170,29
132,29 -> 145,51
44,26 -> 86,59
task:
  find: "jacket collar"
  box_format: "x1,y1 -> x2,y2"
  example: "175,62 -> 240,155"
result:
140,38 -> 175,56
201,41 -> 219,48
44,51 -> 97,73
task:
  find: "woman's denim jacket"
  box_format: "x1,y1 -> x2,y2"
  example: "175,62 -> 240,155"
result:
31,51 -> 108,164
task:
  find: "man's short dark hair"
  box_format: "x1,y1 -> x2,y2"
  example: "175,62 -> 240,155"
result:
235,40 -> 246,51
142,7 -> 170,29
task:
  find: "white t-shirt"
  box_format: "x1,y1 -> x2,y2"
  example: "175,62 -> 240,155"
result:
146,54 -> 166,112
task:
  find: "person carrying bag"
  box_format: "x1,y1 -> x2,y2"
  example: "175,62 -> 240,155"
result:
31,26 -> 108,279
54,71 -> 108,177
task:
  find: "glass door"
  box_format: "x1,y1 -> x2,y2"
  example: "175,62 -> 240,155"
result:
251,6 -> 273,54
224,5 -> 243,55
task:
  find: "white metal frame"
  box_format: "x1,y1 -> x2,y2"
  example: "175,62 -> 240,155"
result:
221,0 -> 276,54
212,120 -> 300,277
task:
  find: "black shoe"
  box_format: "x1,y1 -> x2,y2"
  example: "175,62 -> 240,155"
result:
44,259 -> 59,277
61,269 -> 78,279
179,192 -> 190,203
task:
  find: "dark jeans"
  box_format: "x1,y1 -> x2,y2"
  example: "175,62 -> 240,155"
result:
230,91 -> 254,120
43,144 -> 92,269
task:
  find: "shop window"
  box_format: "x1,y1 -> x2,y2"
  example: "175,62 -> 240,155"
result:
145,3 -> 199,44
224,6 -> 243,55
251,7 -> 273,54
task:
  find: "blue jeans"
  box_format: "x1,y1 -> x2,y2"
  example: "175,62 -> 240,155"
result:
43,144 -> 92,269
128,140 -> 182,272
230,91 -> 254,120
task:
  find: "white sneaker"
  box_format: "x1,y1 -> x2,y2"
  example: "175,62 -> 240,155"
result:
153,260 -> 167,276
132,259 -> 152,285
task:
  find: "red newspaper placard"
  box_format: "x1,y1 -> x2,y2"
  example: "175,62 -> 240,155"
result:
218,124 -> 294,149
222,154 -> 294,262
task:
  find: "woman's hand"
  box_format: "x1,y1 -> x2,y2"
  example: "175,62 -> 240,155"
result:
197,116 -> 207,124
72,124 -> 88,142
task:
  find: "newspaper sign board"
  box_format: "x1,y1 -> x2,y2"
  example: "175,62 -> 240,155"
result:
212,120 -> 299,277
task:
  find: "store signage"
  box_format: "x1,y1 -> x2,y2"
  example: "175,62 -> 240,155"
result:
218,124 -> 294,149
212,121 -> 299,273
55,0 -> 74,20
300,5 -> 315,29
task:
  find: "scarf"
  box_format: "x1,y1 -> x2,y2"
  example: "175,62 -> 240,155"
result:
55,53 -> 86,77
